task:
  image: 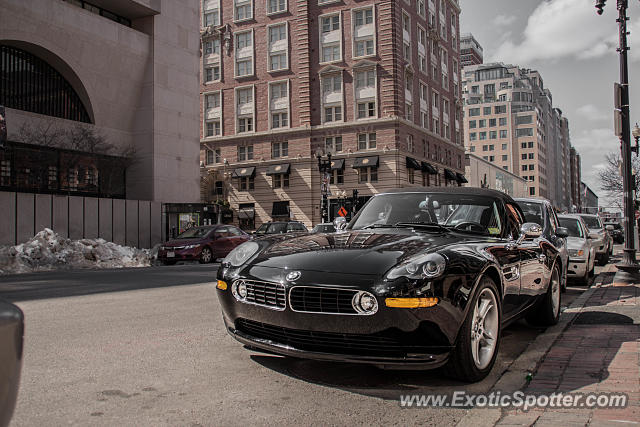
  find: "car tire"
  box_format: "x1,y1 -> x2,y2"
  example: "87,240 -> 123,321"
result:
444,276 -> 501,383
577,258 -> 591,286
199,247 -> 213,264
526,263 -> 561,327
598,251 -> 609,266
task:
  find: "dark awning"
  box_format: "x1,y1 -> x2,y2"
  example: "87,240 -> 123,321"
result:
352,156 -> 379,169
238,207 -> 255,220
456,173 -> 468,184
272,201 -> 290,217
444,169 -> 457,181
330,159 -> 345,170
406,157 -> 422,170
266,163 -> 291,176
421,161 -> 438,174
232,167 -> 256,178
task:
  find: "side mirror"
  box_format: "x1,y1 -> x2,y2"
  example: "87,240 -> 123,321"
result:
508,223 -> 542,250
556,227 -> 569,238
606,225 -> 614,231
334,216 -> 348,231
521,222 -> 543,240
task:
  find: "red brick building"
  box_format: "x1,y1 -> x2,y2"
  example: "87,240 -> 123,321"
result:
199,0 -> 465,229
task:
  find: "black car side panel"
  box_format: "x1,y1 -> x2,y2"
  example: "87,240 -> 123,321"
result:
0,301 -> 24,427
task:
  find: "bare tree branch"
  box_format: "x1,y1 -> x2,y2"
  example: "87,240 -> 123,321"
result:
598,151 -> 640,210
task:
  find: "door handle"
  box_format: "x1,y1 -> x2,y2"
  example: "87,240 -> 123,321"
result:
538,254 -> 547,264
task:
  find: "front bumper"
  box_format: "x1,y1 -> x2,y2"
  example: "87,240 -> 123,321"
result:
216,266 -> 461,368
226,318 -> 450,368
567,258 -> 588,277
158,247 -> 201,261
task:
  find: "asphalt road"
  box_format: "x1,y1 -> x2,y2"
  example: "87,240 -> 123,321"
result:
4,261 -> 607,426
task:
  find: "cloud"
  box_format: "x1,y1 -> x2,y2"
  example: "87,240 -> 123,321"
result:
492,14 -> 517,28
490,0 -> 639,64
575,104 -> 606,121
571,127 -> 618,200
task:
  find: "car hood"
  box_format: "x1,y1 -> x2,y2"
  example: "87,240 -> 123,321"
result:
250,229 -> 491,275
566,237 -> 588,251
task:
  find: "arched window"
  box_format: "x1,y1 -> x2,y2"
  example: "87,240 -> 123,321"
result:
0,45 -> 91,123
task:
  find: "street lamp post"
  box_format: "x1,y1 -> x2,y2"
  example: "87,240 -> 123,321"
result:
317,152 -> 332,224
596,0 -> 640,271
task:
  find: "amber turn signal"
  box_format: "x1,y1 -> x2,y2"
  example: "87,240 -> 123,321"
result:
385,297 -> 439,308
217,280 -> 228,290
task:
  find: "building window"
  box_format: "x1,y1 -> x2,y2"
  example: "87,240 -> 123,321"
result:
272,174 -> 289,189
529,187 -> 536,196
205,120 -> 221,137
407,134 -> 414,153
320,14 -> 341,63
206,149 -> 221,165
358,133 -> 376,150
357,102 -> 376,119
235,31 -> 254,77
234,0 -> 253,21
267,0 -> 286,14
270,81 -> 289,129
0,45 -> 91,123
237,145 -> 254,161
325,136 -> 342,153
238,176 -> 255,191
272,142 -> 289,158
499,117 -> 507,126
324,106 -> 342,123
204,65 -> 220,83
268,24 -> 288,71
236,86 -> 254,134
353,7 -> 375,58
322,73 -> 343,123
359,167 -> 378,183
330,169 -> 344,185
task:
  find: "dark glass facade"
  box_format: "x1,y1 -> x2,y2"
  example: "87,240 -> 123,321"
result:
0,142 -> 126,198
0,45 -> 91,123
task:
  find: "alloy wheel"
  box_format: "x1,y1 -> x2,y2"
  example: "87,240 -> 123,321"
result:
470,288 -> 499,370
201,248 -> 212,263
550,267 -> 560,318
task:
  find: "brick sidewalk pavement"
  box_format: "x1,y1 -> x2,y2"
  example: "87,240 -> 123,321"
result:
497,269 -> 640,426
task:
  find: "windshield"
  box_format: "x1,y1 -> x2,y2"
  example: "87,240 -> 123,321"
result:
516,202 -> 544,228
255,223 -> 288,234
580,216 -> 602,229
350,192 -> 503,236
176,227 -> 213,239
559,218 -> 583,238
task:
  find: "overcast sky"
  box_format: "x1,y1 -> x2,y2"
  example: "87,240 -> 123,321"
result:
460,0 -> 640,209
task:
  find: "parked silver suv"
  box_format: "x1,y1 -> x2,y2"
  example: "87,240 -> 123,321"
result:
579,214 -> 613,265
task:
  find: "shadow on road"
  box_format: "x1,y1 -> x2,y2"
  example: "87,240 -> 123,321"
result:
0,264 -> 219,302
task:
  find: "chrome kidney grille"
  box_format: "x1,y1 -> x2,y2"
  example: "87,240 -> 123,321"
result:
237,280 -> 287,310
289,286 -> 360,315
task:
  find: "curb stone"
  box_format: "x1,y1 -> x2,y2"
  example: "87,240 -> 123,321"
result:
456,265 -> 617,427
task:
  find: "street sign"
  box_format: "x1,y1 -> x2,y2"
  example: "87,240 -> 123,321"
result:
615,109 -> 623,138
338,206 -> 348,217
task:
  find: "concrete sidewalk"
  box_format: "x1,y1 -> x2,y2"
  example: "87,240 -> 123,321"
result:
496,266 -> 640,426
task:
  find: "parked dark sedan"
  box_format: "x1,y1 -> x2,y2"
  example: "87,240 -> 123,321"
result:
0,300 -> 24,427
158,225 -> 250,265
254,221 -> 308,235
216,188 -> 562,382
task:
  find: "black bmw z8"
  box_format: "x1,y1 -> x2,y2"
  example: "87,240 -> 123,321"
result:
216,188 -> 562,382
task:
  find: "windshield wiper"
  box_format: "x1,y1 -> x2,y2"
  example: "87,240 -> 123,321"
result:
361,222 -> 449,232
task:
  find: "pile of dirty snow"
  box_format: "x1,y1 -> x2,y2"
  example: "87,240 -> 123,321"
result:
0,229 -> 153,275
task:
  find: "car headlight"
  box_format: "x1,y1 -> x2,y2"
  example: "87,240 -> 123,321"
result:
223,241 -> 260,267
386,253 -> 447,280
569,249 -> 585,257
184,244 -> 201,249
